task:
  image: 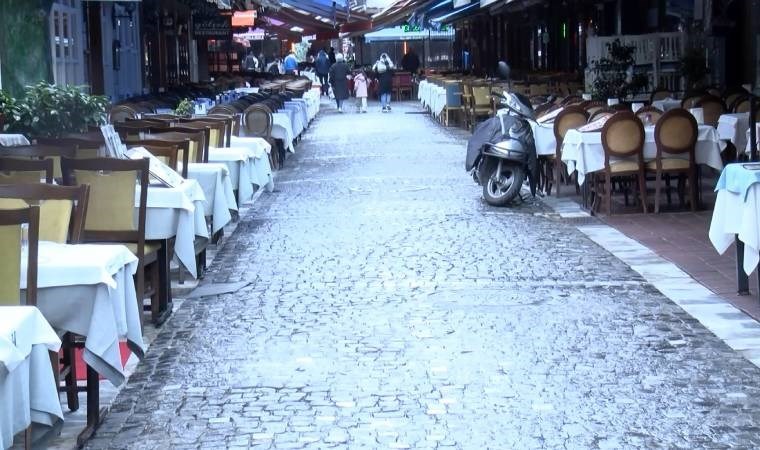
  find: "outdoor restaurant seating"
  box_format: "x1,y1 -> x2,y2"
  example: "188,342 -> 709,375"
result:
695,94 -> 727,127
0,206 -> 40,308
635,105 -> 664,125
650,88 -> 672,103
649,108 -> 699,213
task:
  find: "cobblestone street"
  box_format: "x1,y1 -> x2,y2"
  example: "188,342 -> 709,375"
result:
87,101 -> 760,449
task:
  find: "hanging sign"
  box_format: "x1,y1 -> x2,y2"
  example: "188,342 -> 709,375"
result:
193,15 -> 232,38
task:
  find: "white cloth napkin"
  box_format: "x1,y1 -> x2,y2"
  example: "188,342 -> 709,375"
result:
0,134 -> 30,147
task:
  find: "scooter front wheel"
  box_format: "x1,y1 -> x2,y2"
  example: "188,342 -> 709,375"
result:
483,162 -> 524,206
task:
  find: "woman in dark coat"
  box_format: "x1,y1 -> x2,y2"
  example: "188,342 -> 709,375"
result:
328,53 -> 350,112
373,53 -> 395,112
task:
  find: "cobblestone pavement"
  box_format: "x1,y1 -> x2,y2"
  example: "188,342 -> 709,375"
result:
87,101 -> 760,450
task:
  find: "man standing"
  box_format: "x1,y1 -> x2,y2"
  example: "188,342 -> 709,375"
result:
328,53 -> 350,112
315,48 -> 331,96
283,51 -> 299,75
401,48 -> 421,75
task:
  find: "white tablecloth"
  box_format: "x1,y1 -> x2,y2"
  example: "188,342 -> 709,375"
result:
207,148 -> 255,203
651,98 -> 682,112
187,163 -> 237,234
21,242 -> 144,387
745,124 -> 760,154
283,101 -> 308,136
141,180 -> 208,278
717,113 -> 750,150
710,181 -> 760,275
418,80 -> 446,116
0,306 -> 62,450
303,89 -> 321,120
227,139 -> 274,192
270,113 -> 295,152
529,121 -> 558,156
0,134 -> 30,147
562,125 -> 726,185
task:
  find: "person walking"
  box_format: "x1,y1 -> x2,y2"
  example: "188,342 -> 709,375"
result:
353,70 -> 369,113
315,48 -> 331,96
283,51 -> 299,75
373,53 -> 395,112
328,47 -> 336,65
328,53 -> 350,112
401,48 -> 420,75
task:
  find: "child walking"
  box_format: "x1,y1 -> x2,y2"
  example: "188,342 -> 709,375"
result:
353,70 -> 369,113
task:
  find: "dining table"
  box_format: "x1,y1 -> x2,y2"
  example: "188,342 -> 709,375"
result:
186,162 -> 237,234
709,163 -> 760,295
651,98 -> 683,112
561,124 -> 726,185
227,136 -> 275,192
0,306 -> 62,450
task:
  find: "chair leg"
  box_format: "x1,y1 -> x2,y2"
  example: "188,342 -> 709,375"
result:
665,174 -> 672,205
654,170 -> 662,213
638,171 -> 648,214
554,158 -> 562,196
688,169 -> 698,212
24,426 -> 32,450
62,339 -> 79,411
605,175 -> 613,215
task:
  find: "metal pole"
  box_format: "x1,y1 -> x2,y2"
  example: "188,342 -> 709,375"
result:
751,93 -> 758,162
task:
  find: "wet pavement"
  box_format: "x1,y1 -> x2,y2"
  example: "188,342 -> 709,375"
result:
85,100 -> 760,449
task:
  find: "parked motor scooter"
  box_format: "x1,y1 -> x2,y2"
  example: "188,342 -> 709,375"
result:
465,62 -> 539,206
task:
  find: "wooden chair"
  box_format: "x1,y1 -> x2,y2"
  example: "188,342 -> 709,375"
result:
724,88 -> 749,110
580,100 -> 605,117
0,205 -> 40,307
108,105 -> 138,123
206,113 -> 239,141
468,85 -> 493,131
209,105 -> 239,116
0,184 -> 89,413
179,118 -> 227,148
60,157 -> 160,321
549,106 -> 588,195
560,95 -> 583,106
147,129 -> 207,164
0,158 -> 54,184
243,104 -> 279,169
635,106 -> 665,126
731,95 -> 751,113
649,108 -> 699,213
125,138 -> 190,178
592,111 -> 648,215
650,89 -> 672,103
694,95 -> 726,127
681,91 -> 706,109
0,144 -> 77,180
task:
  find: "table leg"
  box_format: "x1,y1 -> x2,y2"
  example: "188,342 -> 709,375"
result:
154,238 -> 173,325
736,237 -> 750,295
76,365 -> 101,447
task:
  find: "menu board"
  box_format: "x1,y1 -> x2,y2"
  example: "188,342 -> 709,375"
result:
578,116 -> 611,132
124,147 -> 184,188
100,124 -> 126,158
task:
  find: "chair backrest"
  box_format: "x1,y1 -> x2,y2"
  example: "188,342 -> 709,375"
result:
209,105 -> 237,116
650,89 -> 672,103
681,92 -> 706,109
179,118 -> 226,148
0,206 -> 39,306
732,95 -> 750,113
60,158 -> 149,266
0,157 -> 54,184
131,143 -> 182,176
109,105 -> 139,123
654,108 -> 698,156
206,113 -> 237,142
694,95 -> 726,127
635,105 -> 665,126
553,105 -> 589,144
37,136 -> 102,159
471,86 -> 491,107
243,104 -> 273,138
589,108 -> 617,123
148,128 -> 207,163
560,95 -> 583,106
601,111 -> 645,160
0,183 -> 89,243
724,89 -> 748,109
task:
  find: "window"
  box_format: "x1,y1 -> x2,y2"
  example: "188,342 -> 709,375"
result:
50,0 -> 85,87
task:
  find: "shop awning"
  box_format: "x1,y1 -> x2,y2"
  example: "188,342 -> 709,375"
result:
364,25 -> 454,42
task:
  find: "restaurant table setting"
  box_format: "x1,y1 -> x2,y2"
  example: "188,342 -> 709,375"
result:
303,89 -> 321,120
270,112 -> 296,152
717,112 -> 751,150
186,163 -> 237,233
710,163 -> 760,276
207,147 -> 257,203
651,98 -> 682,112
21,241 -> 145,386
561,124 -> 726,185
528,121 -> 559,156
141,179 -> 208,278
228,136 -> 275,192
282,101 -> 308,136
0,306 -> 62,450
278,105 -> 303,138
0,134 -> 31,147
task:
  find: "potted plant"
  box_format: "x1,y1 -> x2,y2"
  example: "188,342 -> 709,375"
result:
589,39 -> 648,101
9,82 -> 108,138
174,98 -> 194,117
679,48 -> 709,91
0,90 -> 15,132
